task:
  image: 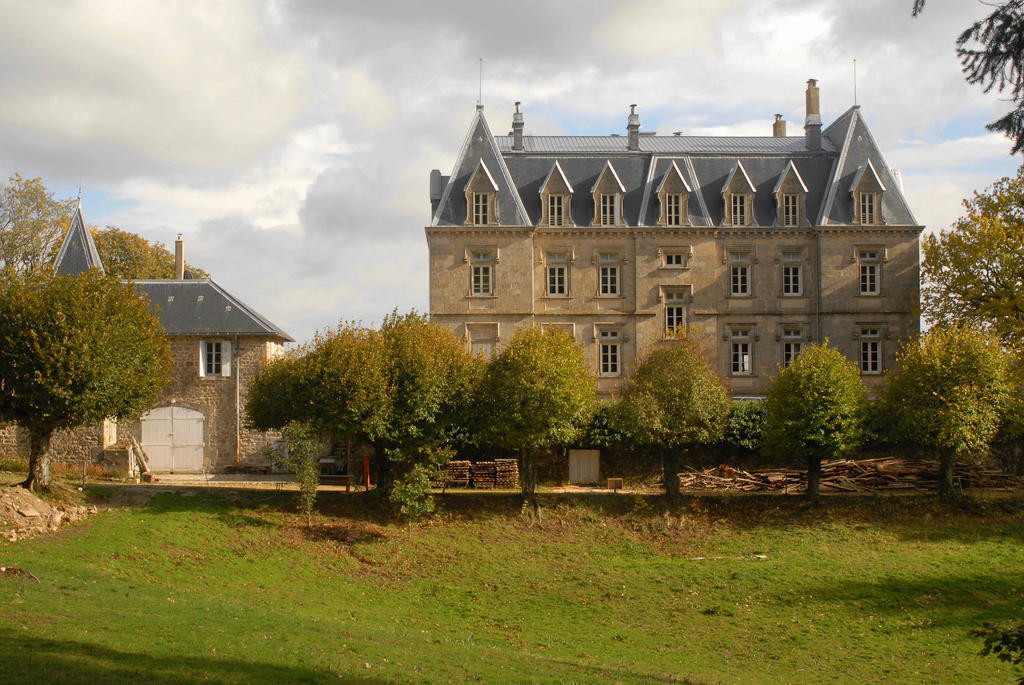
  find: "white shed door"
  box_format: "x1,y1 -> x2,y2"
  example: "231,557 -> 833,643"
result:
568,449 -> 600,485
141,407 -> 204,472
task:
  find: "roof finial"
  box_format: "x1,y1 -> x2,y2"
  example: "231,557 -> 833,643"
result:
76,183 -> 82,206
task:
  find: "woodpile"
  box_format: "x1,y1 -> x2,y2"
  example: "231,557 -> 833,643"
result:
435,459 -> 519,490
678,457 -> 1024,494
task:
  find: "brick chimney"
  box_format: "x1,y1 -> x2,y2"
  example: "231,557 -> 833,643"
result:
804,79 -> 822,150
627,104 -> 641,151
174,234 -> 185,280
773,114 -> 786,137
512,101 -> 524,151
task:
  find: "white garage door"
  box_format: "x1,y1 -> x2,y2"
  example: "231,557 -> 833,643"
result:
141,406 -> 205,473
569,449 -> 600,485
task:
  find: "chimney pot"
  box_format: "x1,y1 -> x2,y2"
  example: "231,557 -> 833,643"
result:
174,234 -> 185,280
627,104 -> 642,151
511,101 -> 525,151
804,79 -> 822,151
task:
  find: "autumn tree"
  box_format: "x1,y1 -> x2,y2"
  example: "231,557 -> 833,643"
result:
0,174 -> 76,274
92,226 -> 209,280
476,327 -> 597,501
922,170 -> 1024,346
0,269 -> 171,490
913,1 -> 1024,153
883,326 -> 1010,499
763,342 -> 867,500
613,337 -> 730,498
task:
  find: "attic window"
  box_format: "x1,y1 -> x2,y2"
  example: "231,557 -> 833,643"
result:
783,195 -> 799,226
665,194 -> 684,226
859,193 -> 877,225
600,194 -> 618,226
730,194 -> 747,226
473,192 -> 490,225
548,194 -> 565,226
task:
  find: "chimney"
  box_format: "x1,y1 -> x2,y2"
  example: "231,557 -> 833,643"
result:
627,104 -> 641,151
174,234 -> 184,280
773,114 -> 787,137
804,79 -> 822,150
512,101 -> 524,151
429,169 -> 444,214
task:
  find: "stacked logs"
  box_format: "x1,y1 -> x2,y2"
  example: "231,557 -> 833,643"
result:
441,460 -> 472,488
435,459 -> 520,490
471,461 -> 498,489
495,459 -> 520,489
678,457 -> 1024,494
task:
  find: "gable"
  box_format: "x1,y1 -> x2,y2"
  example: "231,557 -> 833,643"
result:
54,206 -> 104,275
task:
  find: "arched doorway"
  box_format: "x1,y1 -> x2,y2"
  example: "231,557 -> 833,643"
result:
141,406 -> 205,472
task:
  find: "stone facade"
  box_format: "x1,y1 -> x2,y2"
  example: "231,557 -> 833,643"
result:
426,82 -> 922,397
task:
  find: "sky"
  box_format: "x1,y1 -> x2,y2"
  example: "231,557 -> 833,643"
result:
0,0 -> 1019,344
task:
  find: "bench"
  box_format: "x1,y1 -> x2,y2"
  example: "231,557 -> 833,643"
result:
319,474 -> 353,492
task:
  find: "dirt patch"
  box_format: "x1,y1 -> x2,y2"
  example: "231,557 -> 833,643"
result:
0,486 -> 97,542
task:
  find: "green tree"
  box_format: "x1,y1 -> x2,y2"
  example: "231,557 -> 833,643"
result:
0,269 -> 171,490
723,399 -> 767,454
613,337 -> 730,498
763,342 -> 867,500
476,327 -> 597,501
278,421 -> 323,526
92,226 -> 209,280
0,174 -> 76,274
883,326 -> 1010,498
921,170 -> 1024,347
913,1 -> 1024,153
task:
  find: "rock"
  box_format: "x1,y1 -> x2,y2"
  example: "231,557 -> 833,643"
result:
17,508 -> 40,518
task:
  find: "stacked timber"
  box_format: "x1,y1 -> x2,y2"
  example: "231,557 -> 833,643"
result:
494,459 -> 520,489
472,461 -> 497,489
437,460 -> 472,488
677,457 -> 1024,494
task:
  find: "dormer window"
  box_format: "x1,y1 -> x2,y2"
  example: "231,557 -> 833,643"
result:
464,159 -> 499,226
850,159 -> 886,226
656,161 -> 691,227
773,160 -> 808,228
591,161 -> 626,227
548,195 -> 565,226
539,160 -> 574,228
721,160 -> 755,227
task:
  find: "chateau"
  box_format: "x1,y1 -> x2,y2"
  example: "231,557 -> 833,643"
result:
426,80 -> 922,396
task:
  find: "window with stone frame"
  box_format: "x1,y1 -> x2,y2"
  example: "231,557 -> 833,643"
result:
199,340 -> 232,378
729,250 -> 751,296
463,160 -> 499,226
850,160 -> 886,225
782,327 -> 803,367
599,329 -> 621,377
730,193 -> 747,226
656,161 -> 691,227
858,249 -> 881,295
470,250 -> 494,296
546,252 -> 568,296
783,194 -> 800,226
591,161 -> 625,227
781,251 -> 802,296
663,289 -> 687,335
722,161 -> 755,227
599,194 -> 618,226
860,327 -> 882,374
598,252 -> 620,296
664,193 -> 684,226
472,192 -> 490,225
662,249 -> 689,268
467,324 -> 498,360
548,194 -> 566,226
859,192 -> 877,225
730,328 -> 752,375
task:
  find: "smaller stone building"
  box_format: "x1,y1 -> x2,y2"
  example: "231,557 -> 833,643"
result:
0,207 -> 293,473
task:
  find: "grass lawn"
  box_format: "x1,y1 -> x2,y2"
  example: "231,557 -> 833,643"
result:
0,484 -> 1022,684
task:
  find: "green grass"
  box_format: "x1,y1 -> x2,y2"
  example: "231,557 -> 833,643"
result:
1,489 -> 1022,684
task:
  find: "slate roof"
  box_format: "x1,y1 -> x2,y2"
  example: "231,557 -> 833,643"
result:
54,206 -> 104,275
133,280 -> 294,342
433,106 -> 919,229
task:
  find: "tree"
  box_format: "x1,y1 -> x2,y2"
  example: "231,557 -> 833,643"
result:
914,1 -> 1024,154
278,421 -> 323,526
92,227 -> 209,280
0,269 -> 171,490
922,170 -> 1024,347
0,174 -> 76,274
973,621 -> 1024,684
763,342 -> 867,500
476,327 -> 597,501
613,337 -> 730,498
883,326 -> 1010,498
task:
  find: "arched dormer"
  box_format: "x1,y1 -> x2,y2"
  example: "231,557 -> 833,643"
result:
591,160 -> 626,227
539,161 -> 574,227
656,161 -> 692,227
721,160 -> 756,227
464,159 -> 500,226
849,159 -> 886,225
773,160 -> 809,227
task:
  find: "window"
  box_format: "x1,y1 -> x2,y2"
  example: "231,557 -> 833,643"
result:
729,251 -> 750,296
599,253 -> 619,296
782,252 -> 802,296
599,330 -> 620,376
730,329 -> 751,375
600,194 -> 618,226
468,325 -> 498,360
199,340 -> 231,378
471,251 -> 492,295
664,290 -> 687,334
859,250 -> 880,295
548,194 -> 565,227
472,192 -> 490,225
861,328 -> 881,374
730,194 -> 747,226
546,252 -> 567,296
665,193 -> 684,226
664,251 -> 686,267
783,194 -> 799,226
782,328 -> 803,367
859,192 -> 877,225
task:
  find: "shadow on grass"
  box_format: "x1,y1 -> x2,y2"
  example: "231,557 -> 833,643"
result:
0,629 -> 391,685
